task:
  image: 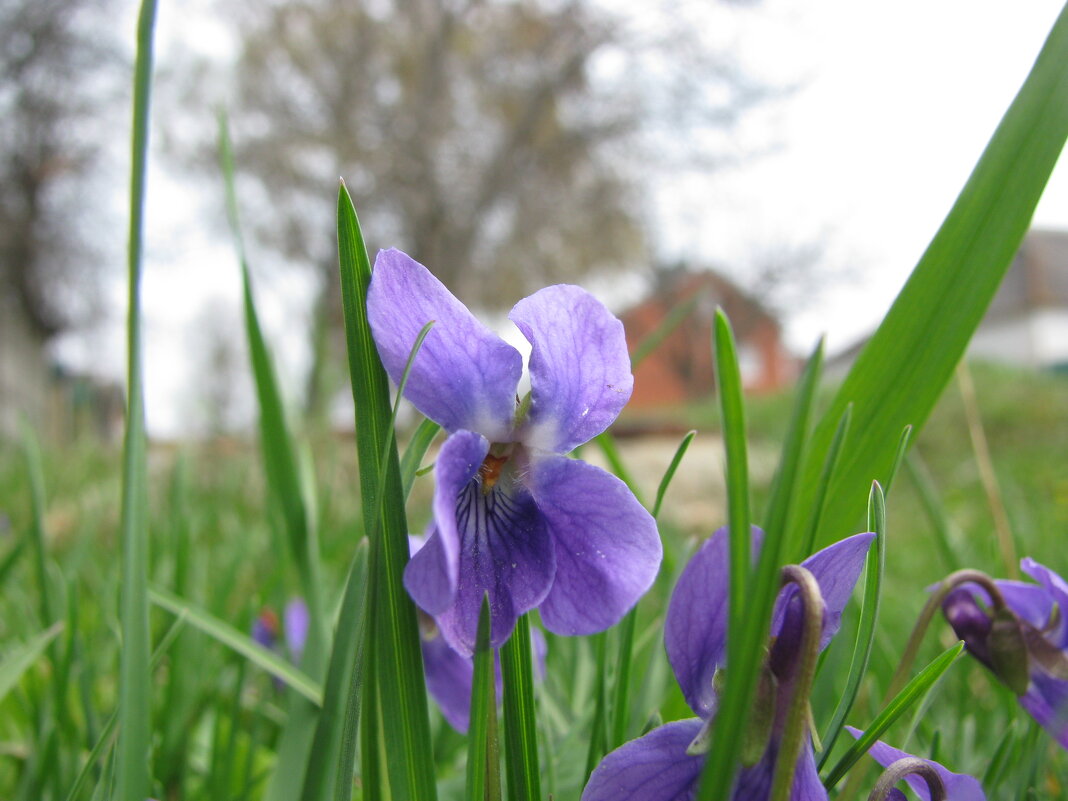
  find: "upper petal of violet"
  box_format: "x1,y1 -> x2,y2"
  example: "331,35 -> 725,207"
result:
529,454 -> 660,637
772,532 -> 876,652
368,249 -> 522,440
510,284 -> 633,453
1020,557 -> 1068,648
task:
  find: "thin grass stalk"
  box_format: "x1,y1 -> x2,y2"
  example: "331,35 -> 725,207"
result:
694,311 -> 751,801
817,482 -> 886,768
116,1 -> 157,797
955,361 -> 1019,577
501,614 -> 542,801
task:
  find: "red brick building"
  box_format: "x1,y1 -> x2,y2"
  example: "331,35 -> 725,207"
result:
620,270 -> 796,409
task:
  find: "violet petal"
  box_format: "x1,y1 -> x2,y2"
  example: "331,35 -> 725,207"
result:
772,532 -> 876,651
529,454 -> 661,636
1019,671 -> 1068,749
284,599 -> 309,663
1020,558 -> 1068,647
404,430 -> 491,614
368,249 -> 522,440
581,719 -> 704,801
844,727 -> 986,800
664,526 -> 762,718
510,285 -> 633,453
434,477 -> 556,654
422,633 -> 475,733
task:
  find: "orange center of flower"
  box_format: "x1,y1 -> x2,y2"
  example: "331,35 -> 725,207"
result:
478,453 -> 509,494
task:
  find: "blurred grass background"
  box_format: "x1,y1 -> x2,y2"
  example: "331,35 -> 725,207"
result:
1,358 -> 1064,798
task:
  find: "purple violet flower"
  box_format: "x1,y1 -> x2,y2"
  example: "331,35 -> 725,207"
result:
252,607 -> 279,651
844,728 -> 985,801
368,249 -> 661,653
941,557 -> 1068,749
582,527 -> 874,801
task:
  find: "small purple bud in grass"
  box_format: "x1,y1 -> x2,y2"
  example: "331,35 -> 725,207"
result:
582,527 -> 874,801
845,728 -> 985,800
284,598 -> 309,665
940,559 -> 1068,749
369,249 -> 661,654
251,607 -> 279,651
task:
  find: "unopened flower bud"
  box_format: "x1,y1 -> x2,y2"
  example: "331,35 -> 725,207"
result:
988,606 -> 1031,695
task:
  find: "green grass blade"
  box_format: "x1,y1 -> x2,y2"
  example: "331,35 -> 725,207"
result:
0,538 -> 26,592
652,430 -> 697,519
883,425 -> 913,498
20,426 -> 56,628
793,5 -> 1068,550
695,311 -> 753,801
300,539 -> 370,801
218,114 -> 327,668
764,338 -> 823,564
218,115 -> 329,800
594,431 -> 643,504
583,632 -> 610,781
904,453 -> 961,570
400,417 -> 442,501
817,481 -> 886,768
822,641 -> 965,790
799,403 -> 852,558
0,623 -> 63,704
629,292 -> 701,369
466,596 -> 502,801
116,1 -> 157,797
337,182 -> 437,800
148,588 -> 322,705
500,614 -> 541,801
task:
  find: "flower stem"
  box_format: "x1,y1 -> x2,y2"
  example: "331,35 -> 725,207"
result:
867,757 -> 947,801
769,565 -> 825,801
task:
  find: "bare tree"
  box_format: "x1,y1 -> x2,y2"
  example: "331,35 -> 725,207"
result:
0,0 -> 123,339
171,0 -> 773,417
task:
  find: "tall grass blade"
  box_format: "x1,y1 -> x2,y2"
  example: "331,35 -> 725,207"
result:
764,338 -> 823,564
822,641 -> 965,790
695,310 -> 753,801
800,404 -> 852,558
337,182 -> 437,799
501,614 -> 541,801
116,1 -> 157,797
652,430 -> 697,519
300,540 -> 370,801
793,6 -> 1068,550
218,114 -> 327,662
817,481 -> 886,768
218,114 -> 330,800
400,417 -> 441,500
149,588 -> 322,704
629,292 -> 701,369
467,596 -> 502,801
0,623 -> 63,704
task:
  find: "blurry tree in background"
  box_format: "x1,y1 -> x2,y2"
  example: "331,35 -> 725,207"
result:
173,0 -> 771,420
0,0 -> 123,338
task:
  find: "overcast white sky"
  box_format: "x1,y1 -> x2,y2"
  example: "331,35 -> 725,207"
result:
62,0 -> 1068,437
